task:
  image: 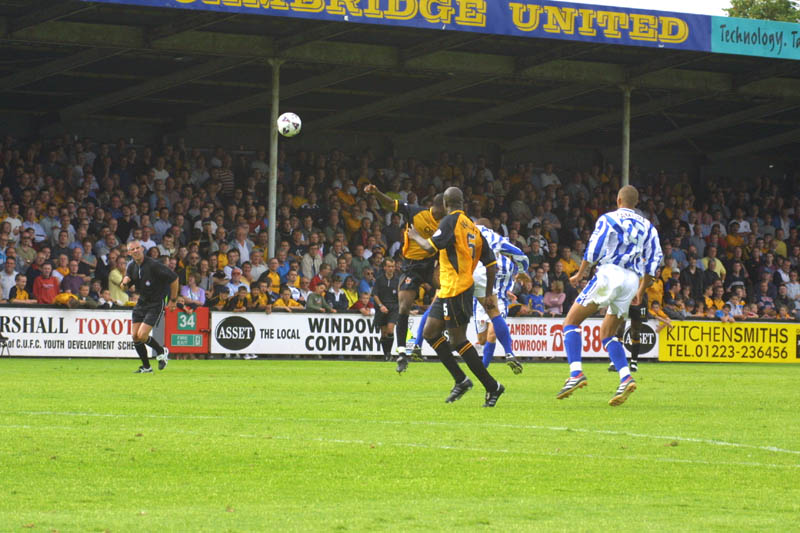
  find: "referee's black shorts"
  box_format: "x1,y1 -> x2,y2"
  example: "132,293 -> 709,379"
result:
132,301 -> 165,327
374,306 -> 399,327
429,287 -> 473,327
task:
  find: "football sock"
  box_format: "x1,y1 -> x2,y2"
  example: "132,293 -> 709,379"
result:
380,335 -> 394,358
603,336 -> 631,381
427,335 -> 466,384
145,336 -> 164,356
456,340 -> 498,392
415,306 -> 431,346
563,325 -> 583,377
482,342 -> 496,368
629,338 -> 640,363
490,315 -> 514,357
134,342 -> 149,367
396,314 -> 409,351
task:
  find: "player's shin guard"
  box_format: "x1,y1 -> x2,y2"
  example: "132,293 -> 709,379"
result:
145,336 -> 164,356
490,315 -> 514,357
427,335 -> 467,383
563,325 -> 583,377
456,340 -> 498,392
134,341 -> 149,367
603,336 -> 630,381
415,308 -> 431,346
482,342 -> 496,368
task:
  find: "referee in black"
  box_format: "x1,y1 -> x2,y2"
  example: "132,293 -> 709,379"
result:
371,258 -> 399,361
121,240 -> 179,373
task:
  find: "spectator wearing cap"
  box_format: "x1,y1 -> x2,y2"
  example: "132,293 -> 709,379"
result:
226,267 -> 248,296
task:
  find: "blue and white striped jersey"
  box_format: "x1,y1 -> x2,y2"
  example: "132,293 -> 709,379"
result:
584,208 -> 662,277
477,225 -> 529,274
477,225 -> 529,299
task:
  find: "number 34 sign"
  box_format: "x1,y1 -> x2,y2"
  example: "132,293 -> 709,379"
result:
165,307 -> 210,353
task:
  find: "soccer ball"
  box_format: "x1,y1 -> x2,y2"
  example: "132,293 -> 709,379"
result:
277,112 -> 302,137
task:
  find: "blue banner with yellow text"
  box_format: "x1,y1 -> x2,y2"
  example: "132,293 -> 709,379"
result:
83,0 -> 800,60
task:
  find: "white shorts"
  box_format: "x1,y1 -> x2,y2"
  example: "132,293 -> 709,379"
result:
473,297 -> 507,335
473,263 -> 487,298
576,264 -> 640,319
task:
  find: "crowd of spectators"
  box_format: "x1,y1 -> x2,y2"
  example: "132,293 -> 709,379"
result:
0,133 -> 798,325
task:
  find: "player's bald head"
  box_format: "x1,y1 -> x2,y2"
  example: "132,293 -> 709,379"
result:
476,217 -> 492,227
443,187 -> 464,210
617,185 -> 639,208
432,193 -> 444,208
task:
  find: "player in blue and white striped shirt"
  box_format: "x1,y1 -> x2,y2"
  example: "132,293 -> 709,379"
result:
556,185 -> 663,406
472,220 -> 529,374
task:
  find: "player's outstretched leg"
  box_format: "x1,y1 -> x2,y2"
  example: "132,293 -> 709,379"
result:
490,315 -> 522,374
556,325 -> 586,399
605,335 -> 636,406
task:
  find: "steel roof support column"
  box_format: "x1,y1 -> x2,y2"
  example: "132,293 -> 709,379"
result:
268,58 -> 283,261
621,86 -> 631,187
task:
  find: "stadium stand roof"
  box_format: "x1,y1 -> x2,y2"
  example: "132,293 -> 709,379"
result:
1,0 -> 800,164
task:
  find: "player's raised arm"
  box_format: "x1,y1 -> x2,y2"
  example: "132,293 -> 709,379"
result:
364,184 -> 397,212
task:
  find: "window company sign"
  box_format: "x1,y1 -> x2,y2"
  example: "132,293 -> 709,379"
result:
210,311 -> 660,358
0,307 -> 140,357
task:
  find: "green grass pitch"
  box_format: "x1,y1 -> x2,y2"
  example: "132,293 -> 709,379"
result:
0,357 -> 798,531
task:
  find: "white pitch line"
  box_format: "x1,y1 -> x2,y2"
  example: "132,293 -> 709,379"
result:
0,423 -> 797,471
6,410 -> 800,457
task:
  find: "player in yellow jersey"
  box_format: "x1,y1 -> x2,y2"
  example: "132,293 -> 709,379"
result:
407,187 -> 505,407
364,184 -> 446,373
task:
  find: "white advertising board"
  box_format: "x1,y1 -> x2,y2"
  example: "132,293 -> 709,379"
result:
210,312 -> 660,359
0,307 -> 142,357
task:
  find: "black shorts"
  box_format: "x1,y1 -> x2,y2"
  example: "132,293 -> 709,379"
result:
132,301 -> 165,327
398,257 -> 436,292
374,307 -> 399,327
629,303 -> 647,322
429,287 -> 473,327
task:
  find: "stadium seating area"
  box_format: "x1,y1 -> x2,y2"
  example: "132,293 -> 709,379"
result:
0,133 -> 798,322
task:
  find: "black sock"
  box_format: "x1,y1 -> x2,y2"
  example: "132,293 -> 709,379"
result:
630,339 -> 640,363
456,340 -> 498,392
427,336 -> 467,384
381,336 -> 394,358
145,336 -> 164,356
396,314 -> 409,349
134,342 -> 149,367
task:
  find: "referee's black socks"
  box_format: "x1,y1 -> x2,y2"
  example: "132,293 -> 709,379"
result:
134,342 -> 150,368
145,336 -> 164,356
381,335 -> 394,359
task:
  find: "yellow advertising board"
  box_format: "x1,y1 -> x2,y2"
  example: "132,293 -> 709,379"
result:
659,321 -> 800,363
